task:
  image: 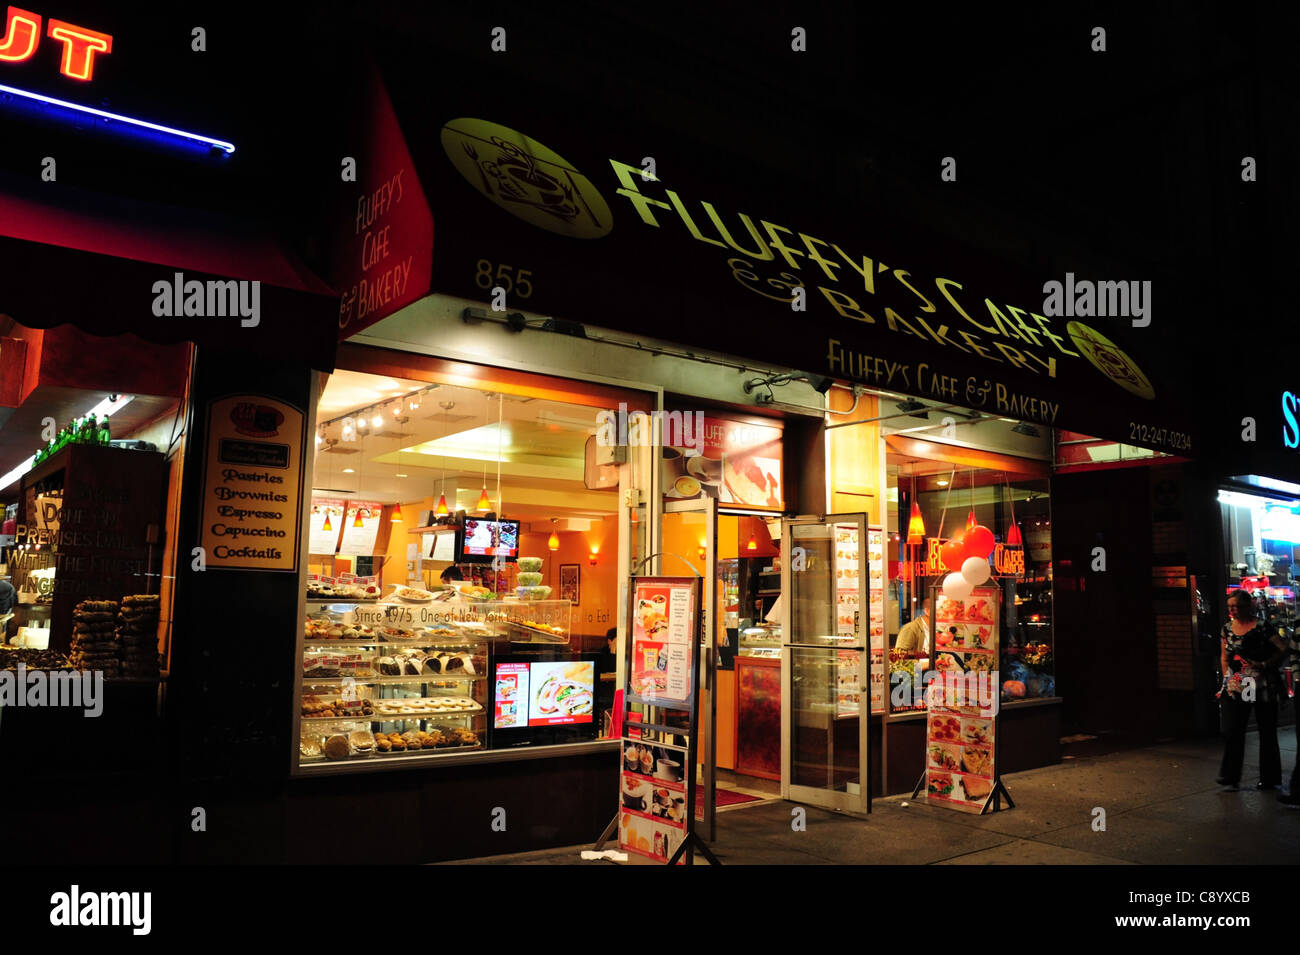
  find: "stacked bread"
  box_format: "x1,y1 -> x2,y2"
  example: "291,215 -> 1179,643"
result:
117,595 -> 160,678
70,600 -> 120,677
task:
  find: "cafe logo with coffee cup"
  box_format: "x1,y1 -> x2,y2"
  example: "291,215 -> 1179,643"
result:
441,118 -> 613,239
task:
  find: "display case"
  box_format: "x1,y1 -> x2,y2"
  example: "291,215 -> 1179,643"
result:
295,595 -> 581,770
738,623 -> 781,658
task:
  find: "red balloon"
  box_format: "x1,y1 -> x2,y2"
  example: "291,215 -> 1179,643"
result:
965,525 -> 995,559
940,532 -> 967,572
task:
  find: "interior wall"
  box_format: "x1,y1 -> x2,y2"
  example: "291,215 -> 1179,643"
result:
519,514 -> 619,646
828,389 -> 881,515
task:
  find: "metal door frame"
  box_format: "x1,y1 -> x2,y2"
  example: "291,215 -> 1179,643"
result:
781,512 -> 871,814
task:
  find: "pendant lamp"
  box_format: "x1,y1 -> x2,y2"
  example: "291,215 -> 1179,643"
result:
548,531 -> 560,551
353,507 -> 364,528
391,502 -> 403,522
322,511 -> 332,533
746,533 -> 758,551
434,493 -> 449,517
477,487 -> 492,511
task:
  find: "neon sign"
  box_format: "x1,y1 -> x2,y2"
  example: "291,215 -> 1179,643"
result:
0,7 -> 112,80
1283,391 -> 1299,449
902,537 -> 1025,580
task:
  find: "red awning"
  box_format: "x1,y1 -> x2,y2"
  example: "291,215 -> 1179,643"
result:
0,181 -> 341,371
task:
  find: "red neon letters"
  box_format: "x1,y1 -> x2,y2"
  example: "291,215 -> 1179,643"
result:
0,7 -> 39,63
0,6 -> 112,80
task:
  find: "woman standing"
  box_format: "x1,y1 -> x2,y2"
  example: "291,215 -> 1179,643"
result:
1217,589 -> 1288,791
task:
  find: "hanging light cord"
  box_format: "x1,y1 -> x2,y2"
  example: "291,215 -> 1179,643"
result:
936,467 -> 957,538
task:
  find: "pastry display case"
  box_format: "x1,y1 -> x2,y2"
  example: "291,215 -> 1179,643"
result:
294,595 -> 577,771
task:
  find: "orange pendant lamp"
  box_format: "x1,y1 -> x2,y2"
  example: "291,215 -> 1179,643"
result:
353,508 -> 364,528
906,499 -> 926,545
391,502 -> 403,522
322,511 -> 332,532
1007,522 -> 1023,546
477,487 -> 491,511
548,531 -> 560,551
434,493 -> 449,517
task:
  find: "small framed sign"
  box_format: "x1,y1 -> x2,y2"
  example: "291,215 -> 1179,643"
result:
559,563 -> 580,604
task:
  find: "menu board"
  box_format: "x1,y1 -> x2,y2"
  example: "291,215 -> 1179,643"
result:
494,662 -> 529,729
198,395 -> 305,572
619,575 -> 701,865
834,524 -> 862,714
627,578 -> 696,707
308,499 -> 345,554
924,586 -> 1000,813
662,414 -> 783,511
337,500 -> 383,556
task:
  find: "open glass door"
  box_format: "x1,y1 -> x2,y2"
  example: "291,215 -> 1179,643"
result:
782,513 -> 870,813
660,497 -> 717,840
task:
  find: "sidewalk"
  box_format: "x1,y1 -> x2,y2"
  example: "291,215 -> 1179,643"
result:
444,731 -> 1300,865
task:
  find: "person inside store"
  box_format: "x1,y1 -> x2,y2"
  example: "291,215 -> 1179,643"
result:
596,627 -> 618,733
1217,589 -> 1289,791
895,603 -> 930,660
440,565 -> 464,585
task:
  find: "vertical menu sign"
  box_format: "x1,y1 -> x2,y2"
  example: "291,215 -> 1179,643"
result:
620,576 -> 698,863
924,586 -> 1000,813
199,396 -> 305,571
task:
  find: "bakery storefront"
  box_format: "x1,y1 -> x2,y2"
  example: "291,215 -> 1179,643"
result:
316,41 -> 1206,834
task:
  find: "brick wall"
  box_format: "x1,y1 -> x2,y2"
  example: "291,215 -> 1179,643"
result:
1155,612 -> 1194,690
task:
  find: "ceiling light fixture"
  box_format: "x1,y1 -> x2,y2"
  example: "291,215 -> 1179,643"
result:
548,518 -> 560,551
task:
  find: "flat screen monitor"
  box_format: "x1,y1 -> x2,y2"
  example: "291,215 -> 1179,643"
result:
490,654 -> 599,747
460,518 -> 519,562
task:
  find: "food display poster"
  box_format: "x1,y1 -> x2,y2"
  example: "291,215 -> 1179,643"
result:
868,527 -> 886,714
494,662 -> 529,729
308,498 -> 345,554
627,577 -> 697,708
924,586 -> 1000,814
619,740 -> 689,863
528,660 -> 595,725
337,500 -> 383,556
661,413 -> 783,510
834,523 -> 862,715
198,395 -> 305,572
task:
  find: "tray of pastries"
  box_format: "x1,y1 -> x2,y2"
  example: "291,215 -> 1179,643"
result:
300,696 -> 375,720
374,727 -> 481,753
372,696 -> 482,718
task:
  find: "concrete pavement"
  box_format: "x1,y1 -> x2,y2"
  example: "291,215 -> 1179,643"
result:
445,729 -> 1300,864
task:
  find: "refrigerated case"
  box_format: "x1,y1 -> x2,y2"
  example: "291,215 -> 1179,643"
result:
294,595 -> 587,770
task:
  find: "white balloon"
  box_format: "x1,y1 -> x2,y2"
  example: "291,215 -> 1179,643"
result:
961,555 -> 991,586
942,572 -> 974,599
